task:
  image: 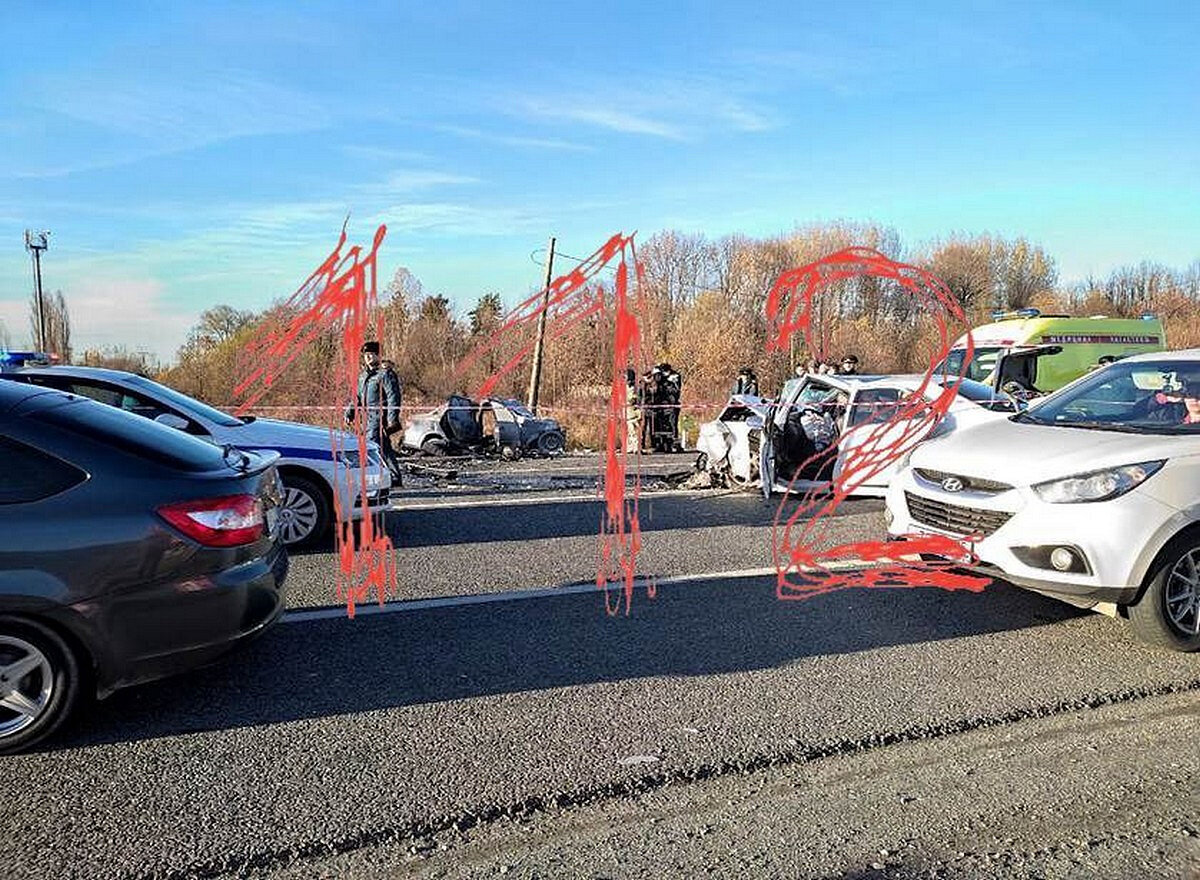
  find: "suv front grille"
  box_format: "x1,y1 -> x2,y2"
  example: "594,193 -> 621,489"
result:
904,491 -> 1012,538
913,468 -> 1013,494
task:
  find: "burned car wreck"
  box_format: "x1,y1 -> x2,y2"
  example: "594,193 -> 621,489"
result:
402,395 -> 567,459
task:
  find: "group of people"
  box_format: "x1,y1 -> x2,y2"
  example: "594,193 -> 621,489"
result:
729,355 -> 862,399
802,354 -> 860,377
625,363 -> 683,453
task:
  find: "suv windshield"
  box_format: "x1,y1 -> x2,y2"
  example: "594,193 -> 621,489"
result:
128,375 -> 244,428
937,347 -> 1004,383
1015,360 -> 1200,433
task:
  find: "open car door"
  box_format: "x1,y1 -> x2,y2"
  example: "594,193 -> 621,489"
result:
992,345 -> 1063,397
442,395 -> 483,447
762,374 -> 848,497
759,409 -> 776,499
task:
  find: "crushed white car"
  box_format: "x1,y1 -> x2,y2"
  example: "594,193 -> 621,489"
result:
696,373 -> 1019,497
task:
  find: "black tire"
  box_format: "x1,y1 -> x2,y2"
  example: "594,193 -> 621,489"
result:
1128,528 -> 1200,652
277,473 -> 332,548
0,616 -> 85,755
537,431 -> 565,457
421,438 -> 449,457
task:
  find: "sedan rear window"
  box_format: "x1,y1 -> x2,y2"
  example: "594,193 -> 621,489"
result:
29,398 -> 230,472
0,436 -> 87,503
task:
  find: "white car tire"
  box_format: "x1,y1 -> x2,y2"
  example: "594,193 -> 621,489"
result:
1128,528 -> 1200,653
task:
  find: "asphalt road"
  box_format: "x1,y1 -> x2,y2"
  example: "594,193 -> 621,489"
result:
4,455 -> 1198,879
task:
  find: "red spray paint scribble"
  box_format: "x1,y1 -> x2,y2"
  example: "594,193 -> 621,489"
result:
453,233 -> 650,614
232,224 -> 397,617
764,247 -> 990,600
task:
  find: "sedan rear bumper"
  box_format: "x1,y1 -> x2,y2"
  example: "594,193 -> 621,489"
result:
80,542 -> 290,697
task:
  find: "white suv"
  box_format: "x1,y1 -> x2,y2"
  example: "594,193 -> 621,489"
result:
7,366 -> 390,547
886,350 -> 1200,652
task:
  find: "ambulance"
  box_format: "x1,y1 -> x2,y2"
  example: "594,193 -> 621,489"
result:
938,309 -> 1167,394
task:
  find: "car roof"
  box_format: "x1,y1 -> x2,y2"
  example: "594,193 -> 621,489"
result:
0,377 -> 73,414
14,365 -> 145,383
1120,348 -> 1200,364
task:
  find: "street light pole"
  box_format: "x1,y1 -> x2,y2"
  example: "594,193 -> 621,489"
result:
24,230 -> 49,353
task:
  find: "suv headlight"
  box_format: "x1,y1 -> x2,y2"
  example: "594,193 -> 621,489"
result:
1032,460 -> 1164,504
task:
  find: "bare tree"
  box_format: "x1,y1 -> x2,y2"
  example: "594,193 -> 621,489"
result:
32,289 -> 71,361
179,305 -> 255,361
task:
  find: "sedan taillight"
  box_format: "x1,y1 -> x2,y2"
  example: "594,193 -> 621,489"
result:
157,494 -> 264,547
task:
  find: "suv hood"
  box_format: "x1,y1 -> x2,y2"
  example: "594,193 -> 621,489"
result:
911,416 -> 1193,485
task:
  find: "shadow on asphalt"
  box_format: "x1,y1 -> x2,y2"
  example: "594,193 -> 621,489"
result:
385,494 -> 884,549
47,576 -> 1084,750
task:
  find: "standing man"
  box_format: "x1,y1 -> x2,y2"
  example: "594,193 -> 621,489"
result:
345,341 -> 404,488
732,367 -> 759,397
839,354 -> 860,375
658,363 -> 682,452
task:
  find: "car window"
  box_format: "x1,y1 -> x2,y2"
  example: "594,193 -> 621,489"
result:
28,397 -> 232,472
847,388 -> 903,427
937,347 -> 1005,383
0,435 -> 88,503
1018,359 -> 1200,433
126,375 -> 244,428
62,381 -> 171,421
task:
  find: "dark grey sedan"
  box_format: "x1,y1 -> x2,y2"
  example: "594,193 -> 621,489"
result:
0,380 -> 289,753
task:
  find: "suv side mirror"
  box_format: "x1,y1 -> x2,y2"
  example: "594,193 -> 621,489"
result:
154,412 -> 190,431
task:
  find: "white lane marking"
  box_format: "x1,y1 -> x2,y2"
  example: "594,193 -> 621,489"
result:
280,560 -> 882,623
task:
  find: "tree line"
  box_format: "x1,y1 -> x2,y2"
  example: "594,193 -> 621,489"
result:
33,223 -> 1200,450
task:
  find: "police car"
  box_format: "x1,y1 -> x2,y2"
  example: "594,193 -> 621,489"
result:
1,353 -> 390,546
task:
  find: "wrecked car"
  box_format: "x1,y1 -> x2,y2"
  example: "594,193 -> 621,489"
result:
402,395 -> 566,458
696,373 -> 1021,497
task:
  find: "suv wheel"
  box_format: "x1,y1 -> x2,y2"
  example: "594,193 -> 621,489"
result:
278,474 -> 331,547
1128,530 -> 1200,652
0,617 -> 84,755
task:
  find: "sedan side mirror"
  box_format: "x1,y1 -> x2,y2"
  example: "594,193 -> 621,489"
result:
154,412 -> 190,431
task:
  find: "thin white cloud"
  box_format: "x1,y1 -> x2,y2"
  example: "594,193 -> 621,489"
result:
28,67 -> 328,152
433,124 -> 594,152
514,98 -> 687,140
341,145 -> 435,164
375,171 -> 479,192
500,74 -> 776,140
365,203 -> 543,237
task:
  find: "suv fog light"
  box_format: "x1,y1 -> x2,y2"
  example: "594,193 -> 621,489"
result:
1050,547 -> 1075,571
1011,545 -> 1091,575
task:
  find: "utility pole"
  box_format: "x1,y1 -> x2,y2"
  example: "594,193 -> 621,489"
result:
526,236 -> 556,413
24,230 -> 50,353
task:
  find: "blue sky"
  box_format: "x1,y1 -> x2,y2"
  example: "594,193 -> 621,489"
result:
1,0 -> 1196,362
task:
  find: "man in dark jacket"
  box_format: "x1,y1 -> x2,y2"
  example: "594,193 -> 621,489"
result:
345,341 -> 403,485
732,367 -> 759,397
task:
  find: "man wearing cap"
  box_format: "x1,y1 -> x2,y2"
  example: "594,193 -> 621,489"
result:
345,341 -> 404,486
838,354 -> 860,376
732,367 -> 759,397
